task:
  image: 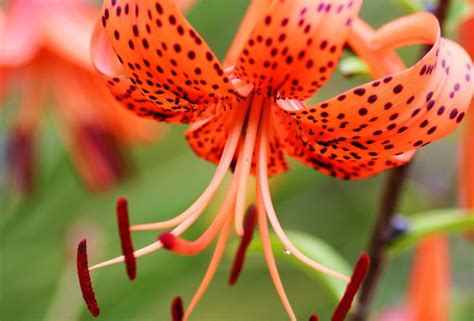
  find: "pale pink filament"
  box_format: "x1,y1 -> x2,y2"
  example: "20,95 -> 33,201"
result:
234,95 -> 264,236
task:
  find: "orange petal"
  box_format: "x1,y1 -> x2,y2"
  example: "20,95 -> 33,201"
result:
185,106 -> 288,176
459,13 -> 474,238
92,20 -> 211,124
223,0 -> 273,67
234,0 -> 362,100
283,132 -> 412,179
266,113 -> 289,176
407,237 -> 450,321
185,110 -> 233,166
459,15 -> 474,60
281,14 -> 473,175
99,0 -> 237,109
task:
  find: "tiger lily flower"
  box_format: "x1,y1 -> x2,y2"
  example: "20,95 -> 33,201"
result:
459,1 -> 474,239
78,0 -> 473,320
375,236 -> 450,321
0,0 -> 169,193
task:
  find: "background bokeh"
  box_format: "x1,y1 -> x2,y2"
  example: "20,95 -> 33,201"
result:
0,0 -> 473,320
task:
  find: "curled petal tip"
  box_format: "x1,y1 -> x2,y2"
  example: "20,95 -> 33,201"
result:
77,239 -> 100,317
116,198 -> 136,280
159,232 -> 176,250
331,253 -> 370,321
228,205 -> 258,285
171,296 -> 184,321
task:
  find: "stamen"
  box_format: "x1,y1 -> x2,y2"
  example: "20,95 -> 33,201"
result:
159,232 -> 176,250
229,205 -> 257,285
171,296 -> 184,321
234,95 -> 263,236
76,240 -> 100,317
130,100 -> 249,232
309,314 -> 319,321
331,253 -> 370,321
256,192 -> 296,321
257,105 -> 350,283
159,165 -> 241,256
116,197 -> 136,280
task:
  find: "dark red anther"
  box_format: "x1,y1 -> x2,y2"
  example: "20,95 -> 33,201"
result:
159,232 -> 177,250
116,197 -> 136,280
309,314 -> 319,321
7,128 -> 35,194
171,296 -> 184,321
228,205 -> 257,285
79,124 -> 128,192
331,253 -> 370,321
76,239 -> 100,317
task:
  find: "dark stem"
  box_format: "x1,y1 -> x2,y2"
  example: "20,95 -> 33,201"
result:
351,1 -> 450,320
351,163 -> 412,321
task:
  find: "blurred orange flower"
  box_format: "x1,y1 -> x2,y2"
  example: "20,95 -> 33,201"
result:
0,0 -> 166,193
375,237 -> 450,321
459,1 -> 474,237
78,0 -> 472,320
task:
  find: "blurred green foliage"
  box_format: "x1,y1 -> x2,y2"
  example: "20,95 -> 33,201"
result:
1,0 -> 473,321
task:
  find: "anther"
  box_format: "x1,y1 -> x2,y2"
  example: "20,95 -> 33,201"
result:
76,239 -> 100,317
159,232 -> 177,250
228,205 -> 257,285
171,296 -> 184,321
116,197 -> 137,280
309,314 -> 319,321
331,253 -> 370,321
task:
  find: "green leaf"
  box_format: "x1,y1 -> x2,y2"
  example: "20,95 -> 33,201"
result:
248,230 -> 351,301
339,56 -> 370,78
392,0 -> 425,13
387,209 -> 474,255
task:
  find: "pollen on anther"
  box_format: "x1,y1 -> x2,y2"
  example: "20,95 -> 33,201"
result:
159,232 -> 176,250
77,239 -> 100,317
228,205 -> 257,285
116,197 -> 137,280
331,253 -> 370,321
171,296 -> 184,321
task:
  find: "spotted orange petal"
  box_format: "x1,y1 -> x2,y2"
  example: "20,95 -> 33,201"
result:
185,105 -> 288,176
281,14 -> 473,178
185,109 -> 233,166
234,0 -> 362,100
92,20 -> 211,124
282,125 -> 413,179
99,0 -> 237,112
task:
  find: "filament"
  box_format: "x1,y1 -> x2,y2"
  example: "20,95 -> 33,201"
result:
256,189 -> 297,321
130,99 -> 249,231
234,94 -> 264,236
257,106 -> 350,283
183,215 -> 234,321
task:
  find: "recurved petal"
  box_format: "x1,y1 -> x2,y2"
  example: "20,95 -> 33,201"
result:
283,130 -> 413,180
99,0 -> 238,108
281,14 -> 473,167
92,20 -> 212,124
234,0 -> 362,100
